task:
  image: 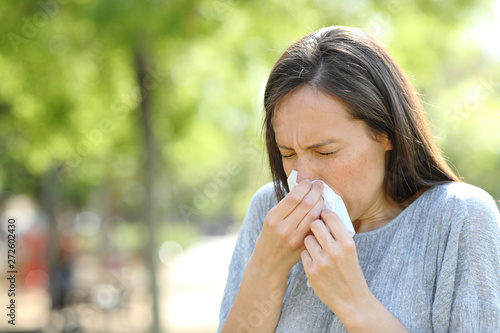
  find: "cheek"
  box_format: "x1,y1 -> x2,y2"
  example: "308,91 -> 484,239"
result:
322,153 -> 358,195
328,149 -> 385,212
281,157 -> 295,176
333,159 -> 361,198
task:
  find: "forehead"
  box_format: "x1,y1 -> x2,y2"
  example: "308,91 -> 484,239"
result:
274,86 -> 351,120
272,86 -> 354,137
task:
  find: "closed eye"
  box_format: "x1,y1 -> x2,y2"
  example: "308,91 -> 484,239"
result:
318,152 -> 334,156
281,153 -> 296,158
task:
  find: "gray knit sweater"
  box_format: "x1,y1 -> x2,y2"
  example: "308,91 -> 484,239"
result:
217,182 -> 500,332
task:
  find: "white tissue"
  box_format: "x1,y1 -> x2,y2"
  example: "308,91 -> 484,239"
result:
287,170 -> 355,237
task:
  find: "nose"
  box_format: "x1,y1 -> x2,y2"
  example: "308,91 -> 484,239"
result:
296,159 -> 319,183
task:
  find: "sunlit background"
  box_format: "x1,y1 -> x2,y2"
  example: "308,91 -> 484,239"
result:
0,0 -> 499,332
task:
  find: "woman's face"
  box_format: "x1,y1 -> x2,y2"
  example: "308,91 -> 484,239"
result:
273,86 -> 394,225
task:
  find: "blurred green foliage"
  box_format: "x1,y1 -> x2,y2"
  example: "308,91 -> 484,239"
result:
0,0 -> 499,236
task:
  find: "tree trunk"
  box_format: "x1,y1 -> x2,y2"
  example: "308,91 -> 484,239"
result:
40,169 -> 61,309
135,45 -> 161,333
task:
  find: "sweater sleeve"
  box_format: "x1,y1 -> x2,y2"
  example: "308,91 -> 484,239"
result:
433,186 -> 500,332
216,183 -> 276,332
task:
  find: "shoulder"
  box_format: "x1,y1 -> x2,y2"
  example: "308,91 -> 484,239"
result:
407,182 -> 500,240
247,182 -> 279,217
430,184 -> 500,329
421,182 -> 500,241
434,181 -> 495,201
231,182 -> 279,253
427,182 -> 499,219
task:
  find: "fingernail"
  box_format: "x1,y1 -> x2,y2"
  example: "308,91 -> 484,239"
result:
314,180 -> 324,188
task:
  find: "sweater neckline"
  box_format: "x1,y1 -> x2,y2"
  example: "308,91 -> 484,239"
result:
352,185 -> 438,238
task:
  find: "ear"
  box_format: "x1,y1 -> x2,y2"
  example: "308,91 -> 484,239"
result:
378,133 -> 393,152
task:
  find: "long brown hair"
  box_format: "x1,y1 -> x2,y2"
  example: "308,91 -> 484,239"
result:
264,26 -> 459,203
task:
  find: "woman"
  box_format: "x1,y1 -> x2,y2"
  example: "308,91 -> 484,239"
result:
217,26 -> 500,332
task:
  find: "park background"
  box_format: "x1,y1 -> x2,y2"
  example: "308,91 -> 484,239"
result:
0,0 -> 499,332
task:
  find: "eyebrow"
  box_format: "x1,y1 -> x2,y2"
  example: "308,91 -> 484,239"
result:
277,139 -> 338,150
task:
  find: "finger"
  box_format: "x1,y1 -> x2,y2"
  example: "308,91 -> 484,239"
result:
284,181 -> 324,228
303,234 -> 323,261
301,249 -> 312,267
310,219 -> 334,249
296,193 -> 324,234
267,180 -> 313,222
321,209 -> 350,243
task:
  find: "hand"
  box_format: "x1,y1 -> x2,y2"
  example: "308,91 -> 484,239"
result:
301,210 -> 370,319
252,180 -> 324,276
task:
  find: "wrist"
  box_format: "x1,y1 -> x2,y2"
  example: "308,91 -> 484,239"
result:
337,291 -> 408,332
247,254 -> 291,285
330,288 -> 377,329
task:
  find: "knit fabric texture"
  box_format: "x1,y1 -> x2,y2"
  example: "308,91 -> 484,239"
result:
217,182 -> 500,332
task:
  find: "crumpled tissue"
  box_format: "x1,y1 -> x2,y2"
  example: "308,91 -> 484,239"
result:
287,170 -> 355,237
287,170 -> 355,288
